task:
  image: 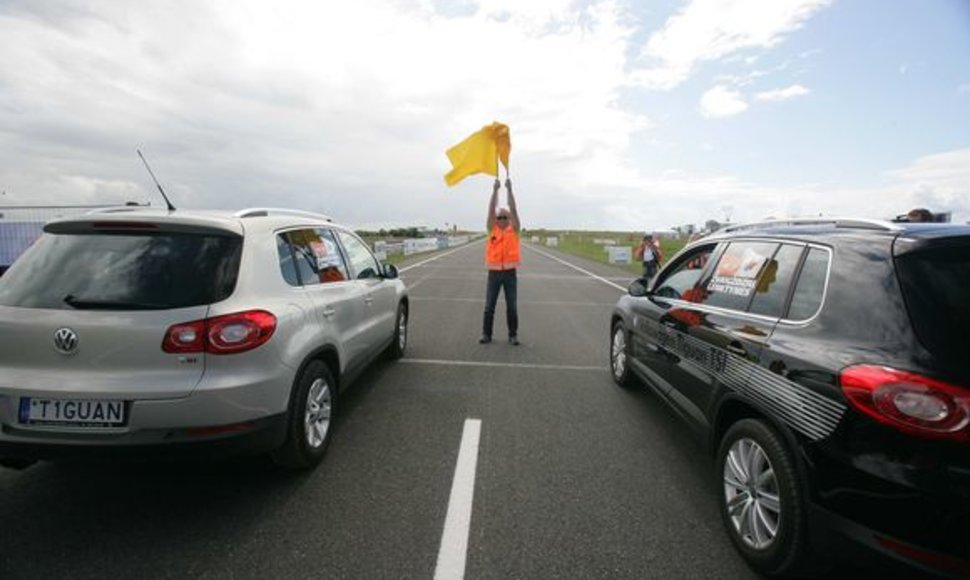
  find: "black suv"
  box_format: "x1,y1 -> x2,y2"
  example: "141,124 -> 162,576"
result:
609,218 -> 969,578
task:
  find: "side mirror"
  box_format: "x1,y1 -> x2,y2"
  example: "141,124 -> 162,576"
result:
628,277 -> 650,297
382,263 -> 399,280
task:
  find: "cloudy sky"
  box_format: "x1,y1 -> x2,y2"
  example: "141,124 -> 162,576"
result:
1,0 -> 968,230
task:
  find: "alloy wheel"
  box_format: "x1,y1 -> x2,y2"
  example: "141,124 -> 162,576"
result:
611,328 -> 627,379
398,308 -> 408,351
304,378 -> 333,448
723,437 -> 782,550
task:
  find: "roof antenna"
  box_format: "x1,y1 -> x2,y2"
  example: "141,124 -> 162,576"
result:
137,149 -> 176,211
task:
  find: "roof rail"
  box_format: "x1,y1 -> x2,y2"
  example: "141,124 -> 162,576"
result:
234,207 -> 333,222
719,217 -> 902,234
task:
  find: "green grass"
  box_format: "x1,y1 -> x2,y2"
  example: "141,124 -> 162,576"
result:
528,231 -> 687,274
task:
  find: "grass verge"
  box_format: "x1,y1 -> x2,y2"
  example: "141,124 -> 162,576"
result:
527,231 -> 687,275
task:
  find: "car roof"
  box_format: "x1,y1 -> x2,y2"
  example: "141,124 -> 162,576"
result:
42,207 -> 348,237
702,219 -> 970,244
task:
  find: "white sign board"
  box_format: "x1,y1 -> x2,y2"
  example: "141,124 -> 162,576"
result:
607,246 -> 632,264
545,236 -> 559,247
403,238 -> 439,255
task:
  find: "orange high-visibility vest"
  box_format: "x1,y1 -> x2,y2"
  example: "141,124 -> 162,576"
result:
485,224 -> 520,270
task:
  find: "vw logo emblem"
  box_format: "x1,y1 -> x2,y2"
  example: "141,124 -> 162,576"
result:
53,327 -> 79,355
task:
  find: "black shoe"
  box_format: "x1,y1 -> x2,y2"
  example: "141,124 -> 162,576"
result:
479,335 -> 492,344
509,336 -> 520,346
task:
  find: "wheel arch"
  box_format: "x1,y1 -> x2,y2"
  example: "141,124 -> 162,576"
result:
295,344 -> 342,395
610,310 -> 628,339
712,394 -> 814,495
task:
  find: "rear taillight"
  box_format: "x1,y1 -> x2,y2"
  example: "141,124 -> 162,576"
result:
840,365 -> 970,441
162,320 -> 206,353
162,310 -> 277,355
207,310 -> 277,354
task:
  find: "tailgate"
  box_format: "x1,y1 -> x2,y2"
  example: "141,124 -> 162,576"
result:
0,305 -> 209,399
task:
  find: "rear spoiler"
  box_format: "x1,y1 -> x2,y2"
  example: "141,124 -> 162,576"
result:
44,217 -> 243,237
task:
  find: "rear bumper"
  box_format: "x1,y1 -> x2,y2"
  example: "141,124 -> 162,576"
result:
810,502 -> 970,579
0,413 -> 288,461
0,363 -> 294,441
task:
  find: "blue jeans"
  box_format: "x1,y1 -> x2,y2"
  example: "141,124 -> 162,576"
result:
483,269 -> 518,338
642,260 -> 659,279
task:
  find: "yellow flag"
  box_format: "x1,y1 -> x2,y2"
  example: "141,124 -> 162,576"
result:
444,122 -> 511,187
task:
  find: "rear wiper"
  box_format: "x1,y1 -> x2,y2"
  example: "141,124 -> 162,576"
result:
63,294 -> 168,310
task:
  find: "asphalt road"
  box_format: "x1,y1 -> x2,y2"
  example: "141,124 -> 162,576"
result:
0,240 -> 761,580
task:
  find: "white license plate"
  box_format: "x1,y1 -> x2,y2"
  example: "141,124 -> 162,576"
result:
18,398 -> 127,427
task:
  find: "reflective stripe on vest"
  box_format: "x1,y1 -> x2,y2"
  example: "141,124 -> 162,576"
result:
485,224 -> 520,270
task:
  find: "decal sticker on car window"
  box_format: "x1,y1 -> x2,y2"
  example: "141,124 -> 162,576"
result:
310,239 -> 343,269
707,247 -> 769,297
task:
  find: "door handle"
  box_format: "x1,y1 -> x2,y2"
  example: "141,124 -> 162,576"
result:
726,342 -> 747,357
322,306 -> 336,318
363,295 -> 374,305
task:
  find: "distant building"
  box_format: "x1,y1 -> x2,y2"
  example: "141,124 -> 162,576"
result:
652,229 -> 680,240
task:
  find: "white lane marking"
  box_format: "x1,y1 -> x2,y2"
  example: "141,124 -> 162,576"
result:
434,418 -> 482,580
399,240 -> 483,273
523,244 -> 628,292
400,358 -> 606,372
409,297 -> 612,307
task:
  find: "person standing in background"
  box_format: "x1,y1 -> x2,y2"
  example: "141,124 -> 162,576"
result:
480,178 -> 521,345
635,234 -> 663,279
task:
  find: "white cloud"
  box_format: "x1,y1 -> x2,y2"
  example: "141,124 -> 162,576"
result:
887,149 -> 970,190
699,85 -> 748,118
755,84 -> 810,101
633,0 -> 832,90
0,0 -> 650,229
561,148 -> 970,229
0,0 -> 960,233
886,149 -> 970,220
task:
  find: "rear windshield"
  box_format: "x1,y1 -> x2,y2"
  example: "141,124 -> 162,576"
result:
0,231 -> 242,310
896,244 -> 970,359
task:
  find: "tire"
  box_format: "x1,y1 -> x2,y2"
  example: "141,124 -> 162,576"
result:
610,321 -> 636,388
716,419 -> 809,577
386,302 -> 408,360
272,360 -> 337,470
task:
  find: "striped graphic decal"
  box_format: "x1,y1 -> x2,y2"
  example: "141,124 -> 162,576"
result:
657,325 -> 847,441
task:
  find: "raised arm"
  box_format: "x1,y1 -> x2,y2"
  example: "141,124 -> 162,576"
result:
486,178 -> 499,231
506,178 -> 520,232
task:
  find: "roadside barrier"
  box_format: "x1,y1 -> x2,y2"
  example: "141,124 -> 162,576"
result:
373,235 -> 481,260
1,205 -> 118,272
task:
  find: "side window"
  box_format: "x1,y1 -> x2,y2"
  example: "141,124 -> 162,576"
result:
696,242 -> 780,311
313,229 -> 350,284
337,231 -> 381,280
748,244 -> 804,317
787,248 -> 829,320
276,234 -> 300,286
653,244 -> 716,300
285,228 -> 349,286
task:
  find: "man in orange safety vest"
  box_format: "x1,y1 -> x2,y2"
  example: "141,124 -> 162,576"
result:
480,178 -> 521,345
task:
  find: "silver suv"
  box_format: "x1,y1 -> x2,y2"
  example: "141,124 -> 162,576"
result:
0,207 -> 409,469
